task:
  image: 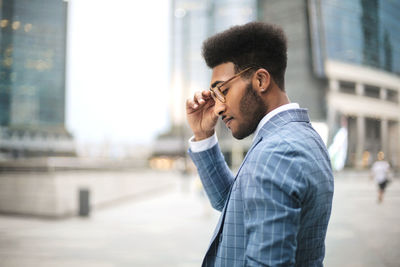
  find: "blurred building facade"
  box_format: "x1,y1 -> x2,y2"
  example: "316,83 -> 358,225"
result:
162,0 -> 400,169
157,0 -> 257,166
261,0 -> 400,169
0,0 -> 74,159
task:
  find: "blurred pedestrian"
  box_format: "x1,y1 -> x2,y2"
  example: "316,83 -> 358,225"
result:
371,151 -> 391,203
186,22 -> 334,266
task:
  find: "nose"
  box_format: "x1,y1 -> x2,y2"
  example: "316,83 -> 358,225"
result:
213,100 -> 226,117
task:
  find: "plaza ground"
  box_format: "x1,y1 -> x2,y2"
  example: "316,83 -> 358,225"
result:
0,170 -> 399,267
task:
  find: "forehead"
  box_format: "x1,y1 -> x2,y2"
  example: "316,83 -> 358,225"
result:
210,62 -> 236,86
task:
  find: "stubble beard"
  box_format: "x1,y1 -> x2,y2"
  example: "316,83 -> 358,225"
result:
232,82 -> 267,140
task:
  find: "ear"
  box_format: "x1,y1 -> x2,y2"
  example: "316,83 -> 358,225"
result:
252,68 -> 271,94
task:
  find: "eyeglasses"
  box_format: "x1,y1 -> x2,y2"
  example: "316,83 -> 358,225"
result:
209,67 -> 254,103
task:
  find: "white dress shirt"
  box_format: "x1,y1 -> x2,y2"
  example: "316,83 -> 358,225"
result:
189,103 -> 300,152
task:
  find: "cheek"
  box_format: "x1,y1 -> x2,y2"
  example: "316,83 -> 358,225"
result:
239,84 -> 255,112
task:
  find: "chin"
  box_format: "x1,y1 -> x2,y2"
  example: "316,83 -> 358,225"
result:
231,119 -> 260,139
231,128 -> 252,140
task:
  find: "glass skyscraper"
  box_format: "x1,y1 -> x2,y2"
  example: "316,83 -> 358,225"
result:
262,0 -> 400,168
305,0 -> 400,168
310,0 -> 399,77
0,0 -> 74,157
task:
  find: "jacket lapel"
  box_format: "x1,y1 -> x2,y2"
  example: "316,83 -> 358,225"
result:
205,133 -> 264,252
234,134 -> 263,180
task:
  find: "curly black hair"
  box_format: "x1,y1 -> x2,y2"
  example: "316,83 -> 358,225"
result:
202,22 -> 287,90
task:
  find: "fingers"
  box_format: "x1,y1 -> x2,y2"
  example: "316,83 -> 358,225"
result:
186,98 -> 198,111
195,91 -> 211,105
202,90 -> 212,98
187,90 -> 212,110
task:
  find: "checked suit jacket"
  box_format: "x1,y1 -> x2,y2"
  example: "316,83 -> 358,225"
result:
189,109 -> 334,267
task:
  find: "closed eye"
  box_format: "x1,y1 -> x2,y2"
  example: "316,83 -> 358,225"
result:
221,87 -> 229,96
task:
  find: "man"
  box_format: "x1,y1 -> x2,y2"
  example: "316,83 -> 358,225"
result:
186,22 -> 334,266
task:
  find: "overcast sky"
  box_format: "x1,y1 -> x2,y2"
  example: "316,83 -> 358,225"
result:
66,0 -> 171,146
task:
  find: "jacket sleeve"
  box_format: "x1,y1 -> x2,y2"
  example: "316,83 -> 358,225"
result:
242,141 -> 306,266
189,143 -> 234,211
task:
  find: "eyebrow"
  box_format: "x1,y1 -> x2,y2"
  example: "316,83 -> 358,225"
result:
211,81 -> 223,89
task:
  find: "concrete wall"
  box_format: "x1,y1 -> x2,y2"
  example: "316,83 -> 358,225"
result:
0,170 -> 177,218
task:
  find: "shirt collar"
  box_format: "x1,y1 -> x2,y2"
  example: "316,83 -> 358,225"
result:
253,103 -> 300,140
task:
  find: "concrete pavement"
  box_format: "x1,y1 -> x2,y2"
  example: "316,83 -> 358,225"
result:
325,171 -> 400,267
0,170 -> 399,267
0,172 -> 219,267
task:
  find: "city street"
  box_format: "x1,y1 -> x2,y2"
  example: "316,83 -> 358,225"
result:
0,170 -> 399,267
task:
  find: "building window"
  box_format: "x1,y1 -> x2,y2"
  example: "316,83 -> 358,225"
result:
364,84 -> 380,99
339,81 -> 356,94
366,117 -> 380,139
386,89 -> 398,103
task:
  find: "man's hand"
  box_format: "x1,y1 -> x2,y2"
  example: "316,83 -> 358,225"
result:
186,90 -> 218,141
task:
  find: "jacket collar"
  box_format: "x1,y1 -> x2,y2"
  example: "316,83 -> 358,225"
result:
253,103 -> 300,140
234,109 -> 310,178
256,108 -> 310,140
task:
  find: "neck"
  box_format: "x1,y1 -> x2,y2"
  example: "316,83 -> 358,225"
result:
265,90 -> 290,114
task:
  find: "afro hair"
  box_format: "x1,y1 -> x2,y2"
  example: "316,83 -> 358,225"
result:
202,22 -> 288,90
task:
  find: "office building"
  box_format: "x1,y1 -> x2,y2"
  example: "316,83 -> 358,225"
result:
0,0 -> 74,158
258,0 -> 400,168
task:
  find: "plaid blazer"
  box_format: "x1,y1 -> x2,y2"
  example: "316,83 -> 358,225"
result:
189,109 -> 334,267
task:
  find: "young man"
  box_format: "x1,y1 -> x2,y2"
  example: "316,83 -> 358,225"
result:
186,22 -> 334,266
